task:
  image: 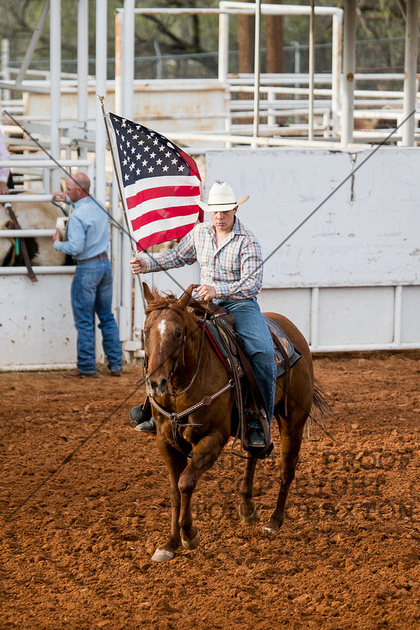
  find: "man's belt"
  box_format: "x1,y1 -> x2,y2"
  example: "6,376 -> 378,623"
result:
77,252 -> 108,264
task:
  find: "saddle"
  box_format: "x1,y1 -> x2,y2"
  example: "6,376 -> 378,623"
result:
194,302 -> 301,458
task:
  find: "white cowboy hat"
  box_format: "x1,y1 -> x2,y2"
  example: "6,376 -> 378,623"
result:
197,181 -> 250,212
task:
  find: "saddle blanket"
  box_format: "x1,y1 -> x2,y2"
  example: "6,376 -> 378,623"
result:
201,315 -> 301,378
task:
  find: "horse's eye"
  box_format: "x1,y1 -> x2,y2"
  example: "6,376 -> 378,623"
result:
176,330 -> 183,339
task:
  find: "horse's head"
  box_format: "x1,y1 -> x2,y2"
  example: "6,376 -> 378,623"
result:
142,283 -> 196,397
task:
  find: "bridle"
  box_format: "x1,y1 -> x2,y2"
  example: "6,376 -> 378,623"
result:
144,308 -> 234,456
144,309 -> 208,398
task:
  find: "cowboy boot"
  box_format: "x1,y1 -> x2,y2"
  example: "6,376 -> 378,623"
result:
246,425 -> 265,447
129,398 -> 156,434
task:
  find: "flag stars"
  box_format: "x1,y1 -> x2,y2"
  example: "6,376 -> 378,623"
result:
110,115 -> 202,222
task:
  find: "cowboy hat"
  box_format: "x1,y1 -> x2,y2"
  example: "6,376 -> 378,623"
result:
197,181 -> 250,212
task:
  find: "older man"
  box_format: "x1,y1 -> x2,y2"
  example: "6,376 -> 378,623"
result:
52,173 -> 122,378
130,181 -> 277,448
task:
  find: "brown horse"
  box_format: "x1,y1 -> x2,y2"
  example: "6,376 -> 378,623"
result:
142,282 -> 328,562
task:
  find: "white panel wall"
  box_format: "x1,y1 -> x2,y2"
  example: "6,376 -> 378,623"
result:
317,286 -> 395,346
402,286 -> 420,343
2,147 -> 419,371
0,274 -> 77,370
205,147 -> 420,351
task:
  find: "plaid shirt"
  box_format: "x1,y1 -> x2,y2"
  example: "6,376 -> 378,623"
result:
144,217 -> 263,300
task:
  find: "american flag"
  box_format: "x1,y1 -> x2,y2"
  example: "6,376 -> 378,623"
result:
108,112 -> 203,251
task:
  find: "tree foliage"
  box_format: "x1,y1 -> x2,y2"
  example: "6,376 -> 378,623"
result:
0,0 -> 411,76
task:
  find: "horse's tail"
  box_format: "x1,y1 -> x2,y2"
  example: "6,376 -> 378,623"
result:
312,380 -> 334,420
303,380 -> 334,442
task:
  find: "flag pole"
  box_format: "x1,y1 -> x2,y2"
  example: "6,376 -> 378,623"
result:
98,95 -> 147,312
99,95 -> 137,257
99,102 -> 198,296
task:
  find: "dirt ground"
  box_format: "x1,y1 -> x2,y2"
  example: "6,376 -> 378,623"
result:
1,351 -> 419,630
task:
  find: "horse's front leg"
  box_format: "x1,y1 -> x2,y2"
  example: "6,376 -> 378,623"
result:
178,430 -> 226,550
152,434 -> 188,562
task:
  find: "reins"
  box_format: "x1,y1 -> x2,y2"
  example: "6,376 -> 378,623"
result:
145,306 -> 234,457
145,301 -> 273,459
166,311 -> 209,398
150,379 -> 234,457
150,379 -> 234,423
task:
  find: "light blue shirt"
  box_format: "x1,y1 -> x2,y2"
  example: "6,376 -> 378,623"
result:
53,196 -> 110,261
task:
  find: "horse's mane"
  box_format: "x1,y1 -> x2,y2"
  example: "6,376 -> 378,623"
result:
144,289 -> 179,314
145,289 -> 203,324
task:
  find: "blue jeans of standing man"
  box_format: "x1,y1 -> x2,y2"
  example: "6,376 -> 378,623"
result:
71,258 -> 122,374
217,297 -> 277,428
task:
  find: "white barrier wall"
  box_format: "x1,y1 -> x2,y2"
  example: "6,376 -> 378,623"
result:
0,273 -> 77,370
1,147 -> 419,371
205,147 -> 420,351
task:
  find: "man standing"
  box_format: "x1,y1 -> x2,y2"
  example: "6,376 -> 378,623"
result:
130,181 -> 277,448
52,173 -> 122,378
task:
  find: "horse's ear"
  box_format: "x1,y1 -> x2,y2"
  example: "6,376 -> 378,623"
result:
178,284 -> 195,310
142,282 -> 155,306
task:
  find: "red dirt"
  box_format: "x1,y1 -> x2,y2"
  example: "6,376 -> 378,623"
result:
1,351 -> 419,629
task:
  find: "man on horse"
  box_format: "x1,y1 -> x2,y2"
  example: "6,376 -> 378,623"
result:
129,181 -> 277,449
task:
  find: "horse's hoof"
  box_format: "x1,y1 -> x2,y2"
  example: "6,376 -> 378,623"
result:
239,506 -> 258,524
151,548 -> 175,562
181,530 -> 200,550
262,522 -> 279,537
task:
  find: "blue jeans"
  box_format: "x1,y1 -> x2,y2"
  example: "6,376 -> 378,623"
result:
218,297 -> 277,427
71,258 -> 122,374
